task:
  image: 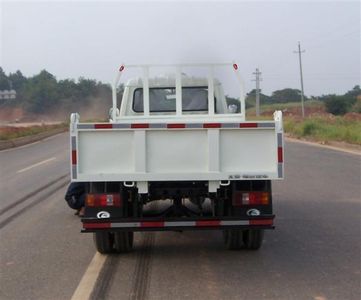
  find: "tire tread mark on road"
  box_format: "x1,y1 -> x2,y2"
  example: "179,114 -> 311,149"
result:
129,233 -> 155,300
89,255 -> 119,300
0,173 -> 68,216
0,178 -> 69,229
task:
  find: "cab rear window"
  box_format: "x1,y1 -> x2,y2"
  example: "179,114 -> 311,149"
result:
133,87 -> 211,112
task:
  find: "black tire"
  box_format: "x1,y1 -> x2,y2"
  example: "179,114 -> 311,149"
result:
114,232 -> 134,253
224,229 -> 243,250
243,229 -> 264,250
93,232 -> 114,254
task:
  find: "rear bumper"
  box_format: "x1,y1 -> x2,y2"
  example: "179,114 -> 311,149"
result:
81,215 -> 275,232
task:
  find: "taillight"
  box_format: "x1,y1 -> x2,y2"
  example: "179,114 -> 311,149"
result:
232,192 -> 270,206
86,194 -> 122,207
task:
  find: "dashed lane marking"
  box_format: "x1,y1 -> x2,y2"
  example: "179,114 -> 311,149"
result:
71,252 -> 107,300
16,157 -> 56,173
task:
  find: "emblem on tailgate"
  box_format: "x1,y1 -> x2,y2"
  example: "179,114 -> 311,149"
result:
247,209 -> 260,216
97,211 -> 110,219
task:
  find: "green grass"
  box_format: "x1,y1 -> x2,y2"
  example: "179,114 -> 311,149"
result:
0,123 -> 67,141
284,117 -> 361,145
246,101 -> 361,145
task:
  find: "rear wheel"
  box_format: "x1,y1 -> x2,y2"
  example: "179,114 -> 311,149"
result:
114,232 -> 134,253
224,229 -> 243,250
243,229 -> 264,250
93,232 -> 114,254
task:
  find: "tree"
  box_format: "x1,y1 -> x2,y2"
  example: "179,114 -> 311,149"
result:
22,70 -> 59,113
57,79 -> 77,99
0,67 -> 10,90
323,93 -> 356,115
8,70 -> 27,90
270,88 -> 303,103
246,89 -> 271,108
345,85 -> 361,98
0,67 -> 116,119
77,77 -> 97,98
322,86 -> 360,115
324,95 -> 351,115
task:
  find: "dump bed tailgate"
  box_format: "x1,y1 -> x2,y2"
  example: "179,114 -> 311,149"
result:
70,115 -> 284,182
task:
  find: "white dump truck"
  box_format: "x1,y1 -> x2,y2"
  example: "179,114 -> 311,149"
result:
69,63 -> 284,253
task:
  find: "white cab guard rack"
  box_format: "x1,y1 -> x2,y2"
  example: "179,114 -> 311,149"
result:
111,63 -> 246,121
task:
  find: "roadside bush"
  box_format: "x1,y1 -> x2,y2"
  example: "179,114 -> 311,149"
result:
302,121 -> 318,136
324,96 -> 350,115
283,119 -> 296,133
284,116 -> 361,145
324,95 -> 356,115
351,98 -> 361,113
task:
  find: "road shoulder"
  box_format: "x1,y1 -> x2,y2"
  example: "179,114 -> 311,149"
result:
286,136 -> 361,155
0,128 -> 67,151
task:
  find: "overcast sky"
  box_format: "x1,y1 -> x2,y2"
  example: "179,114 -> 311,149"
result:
1,0 -> 360,97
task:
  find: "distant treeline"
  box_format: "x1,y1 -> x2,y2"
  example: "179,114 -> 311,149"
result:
0,68 -> 360,117
228,85 -> 361,115
0,68 -> 123,119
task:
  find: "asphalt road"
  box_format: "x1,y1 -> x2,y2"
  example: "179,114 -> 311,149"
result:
0,132 -> 360,300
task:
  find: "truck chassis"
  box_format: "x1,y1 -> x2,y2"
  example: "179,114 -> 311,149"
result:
82,180 -> 274,253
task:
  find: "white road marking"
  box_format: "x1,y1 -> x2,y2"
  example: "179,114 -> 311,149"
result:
16,157 -> 56,173
71,252 -> 107,300
286,137 -> 361,156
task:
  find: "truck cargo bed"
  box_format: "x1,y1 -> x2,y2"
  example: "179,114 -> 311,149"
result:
70,114 -> 284,184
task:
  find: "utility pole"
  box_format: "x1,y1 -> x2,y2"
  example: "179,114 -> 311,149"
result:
252,68 -> 262,116
294,41 -> 305,118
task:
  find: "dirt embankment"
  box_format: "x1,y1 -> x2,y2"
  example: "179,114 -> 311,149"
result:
256,105 -> 361,122
259,105 -> 328,118
0,107 -> 25,122
0,99 -> 110,124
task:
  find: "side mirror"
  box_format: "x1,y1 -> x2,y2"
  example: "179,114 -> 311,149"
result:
109,108 -> 120,120
228,104 -> 238,113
